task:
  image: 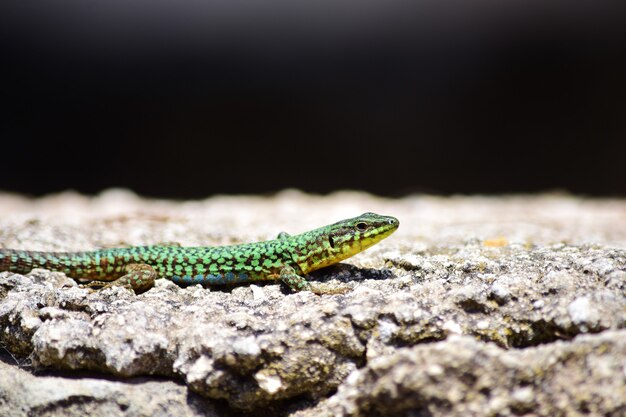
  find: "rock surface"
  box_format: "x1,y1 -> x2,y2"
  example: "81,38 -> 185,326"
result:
0,190 -> 624,416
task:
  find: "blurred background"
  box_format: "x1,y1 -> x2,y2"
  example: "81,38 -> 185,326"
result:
1,0 -> 625,198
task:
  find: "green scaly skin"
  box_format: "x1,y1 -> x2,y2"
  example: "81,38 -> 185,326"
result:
0,213 -> 399,294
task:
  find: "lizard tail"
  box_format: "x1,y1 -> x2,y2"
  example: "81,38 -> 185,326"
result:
1,249 -> 38,274
0,249 -> 9,271
0,249 -> 75,275
0,248 -> 118,280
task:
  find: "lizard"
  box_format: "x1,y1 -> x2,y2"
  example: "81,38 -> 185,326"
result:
0,212 -> 399,294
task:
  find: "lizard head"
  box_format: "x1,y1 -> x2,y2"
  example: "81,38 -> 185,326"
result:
296,212 -> 399,273
327,212 -> 399,255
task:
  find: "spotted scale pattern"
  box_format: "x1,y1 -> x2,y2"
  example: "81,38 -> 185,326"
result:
0,213 -> 399,291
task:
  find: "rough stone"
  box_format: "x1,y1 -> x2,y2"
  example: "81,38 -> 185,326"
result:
0,190 -> 624,416
321,332 -> 626,417
0,359 -> 218,417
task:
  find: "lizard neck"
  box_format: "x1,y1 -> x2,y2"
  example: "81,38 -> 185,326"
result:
287,230 -> 335,275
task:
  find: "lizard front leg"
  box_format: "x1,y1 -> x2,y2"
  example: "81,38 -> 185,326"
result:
279,265 -> 349,295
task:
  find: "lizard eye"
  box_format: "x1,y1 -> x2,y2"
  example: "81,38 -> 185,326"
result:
355,222 -> 368,231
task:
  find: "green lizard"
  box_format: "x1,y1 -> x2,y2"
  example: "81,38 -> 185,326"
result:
0,213 -> 399,294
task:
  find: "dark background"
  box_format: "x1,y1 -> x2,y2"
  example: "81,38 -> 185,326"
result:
1,1 -> 625,198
